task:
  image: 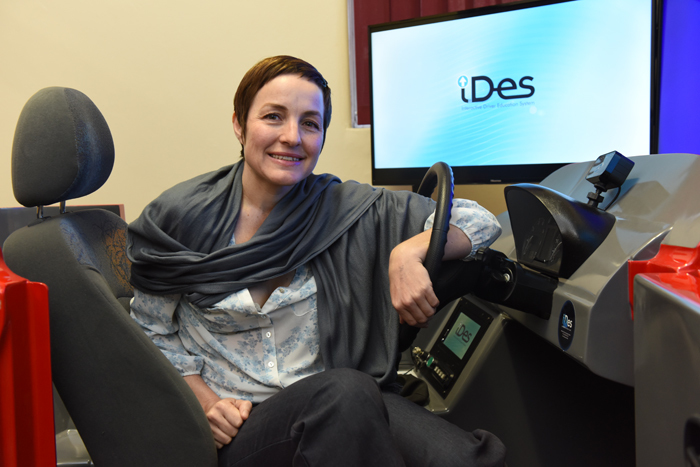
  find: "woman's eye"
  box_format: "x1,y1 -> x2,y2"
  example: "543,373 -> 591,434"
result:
263,113 -> 281,121
303,120 -> 321,130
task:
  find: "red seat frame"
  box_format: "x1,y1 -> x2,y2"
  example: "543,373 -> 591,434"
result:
0,249 -> 55,466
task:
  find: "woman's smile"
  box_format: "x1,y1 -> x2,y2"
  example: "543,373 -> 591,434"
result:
270,153 -> 303,162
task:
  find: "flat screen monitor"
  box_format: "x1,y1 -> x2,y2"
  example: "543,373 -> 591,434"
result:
369,0 -> 661,187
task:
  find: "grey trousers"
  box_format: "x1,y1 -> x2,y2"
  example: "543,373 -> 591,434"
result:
217,368 -> 506,467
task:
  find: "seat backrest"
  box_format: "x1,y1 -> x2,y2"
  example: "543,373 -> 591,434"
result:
2,87 -> 216,467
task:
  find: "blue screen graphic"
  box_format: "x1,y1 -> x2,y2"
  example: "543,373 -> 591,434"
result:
370,0 -> 653,171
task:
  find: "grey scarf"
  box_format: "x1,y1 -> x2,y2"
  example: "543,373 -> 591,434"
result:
127,161 -> 434,385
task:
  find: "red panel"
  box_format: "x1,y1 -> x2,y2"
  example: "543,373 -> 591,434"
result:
628,242 -> 700,318
474,0 -> 502,6
0,250 -> 55,467
447,0 -> 469,10
420,0 -> 449,17
391,0 -> 420,21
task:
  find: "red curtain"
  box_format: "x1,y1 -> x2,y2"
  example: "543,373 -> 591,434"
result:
352,0 -> 519,125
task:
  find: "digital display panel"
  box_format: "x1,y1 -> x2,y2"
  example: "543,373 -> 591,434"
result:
369,0 -> 658,186
444,312 -> 482,359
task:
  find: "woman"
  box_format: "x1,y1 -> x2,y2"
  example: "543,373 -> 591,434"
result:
128,55 -> 505,466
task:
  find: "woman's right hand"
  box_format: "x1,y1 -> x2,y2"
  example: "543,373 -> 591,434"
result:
184,374 -> 253,448
203,397 -> 253,449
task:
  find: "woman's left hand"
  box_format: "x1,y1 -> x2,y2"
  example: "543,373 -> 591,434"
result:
389,225 -> 473,326
389,230 -> 439,327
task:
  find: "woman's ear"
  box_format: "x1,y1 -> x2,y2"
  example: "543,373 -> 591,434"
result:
232,112 -> 244,145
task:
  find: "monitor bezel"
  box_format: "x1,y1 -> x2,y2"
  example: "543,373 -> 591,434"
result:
368,0 -> 662,187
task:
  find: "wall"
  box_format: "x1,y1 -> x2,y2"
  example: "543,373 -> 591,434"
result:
0,0 -> 507,224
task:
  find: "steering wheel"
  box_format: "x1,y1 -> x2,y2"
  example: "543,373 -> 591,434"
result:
416,162 -> 454,283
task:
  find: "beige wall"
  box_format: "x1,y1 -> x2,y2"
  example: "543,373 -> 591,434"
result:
0,0 -> 507,224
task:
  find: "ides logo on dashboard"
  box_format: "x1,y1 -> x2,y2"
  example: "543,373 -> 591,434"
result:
459,75 -> 535,103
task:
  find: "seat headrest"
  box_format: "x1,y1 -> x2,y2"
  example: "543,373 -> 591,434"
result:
11,87 -> 114,208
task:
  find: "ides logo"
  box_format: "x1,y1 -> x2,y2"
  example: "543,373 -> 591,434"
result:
562,314 -> 573,330
459,75 -> 535,103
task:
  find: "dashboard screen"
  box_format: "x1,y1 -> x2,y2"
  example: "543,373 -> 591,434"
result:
444,312 -> 482,359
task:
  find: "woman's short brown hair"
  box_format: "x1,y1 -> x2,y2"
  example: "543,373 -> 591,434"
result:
233,55 -> 332,157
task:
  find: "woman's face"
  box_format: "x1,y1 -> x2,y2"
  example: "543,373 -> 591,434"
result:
234,74 -> 325,197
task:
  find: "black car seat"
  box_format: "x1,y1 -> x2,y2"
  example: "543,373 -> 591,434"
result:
2,87 -> 216,466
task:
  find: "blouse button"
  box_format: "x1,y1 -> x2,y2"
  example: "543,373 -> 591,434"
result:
266,332 -> 272,338
267,361 -> 275,368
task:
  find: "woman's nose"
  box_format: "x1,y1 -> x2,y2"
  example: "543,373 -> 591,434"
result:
280,121 -> 301,146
